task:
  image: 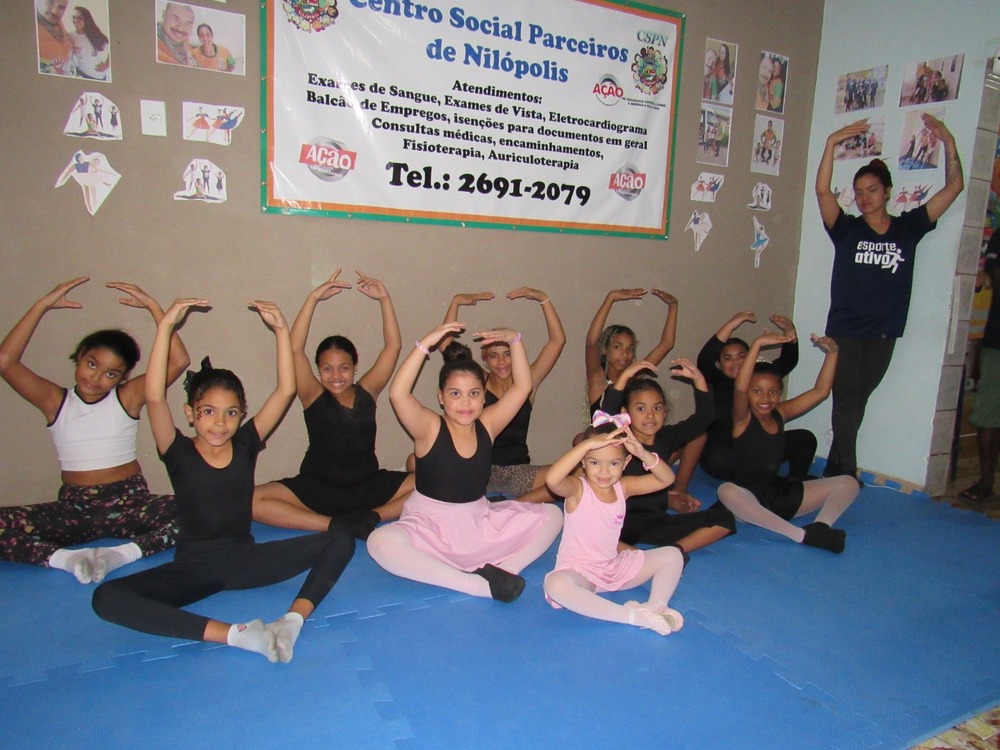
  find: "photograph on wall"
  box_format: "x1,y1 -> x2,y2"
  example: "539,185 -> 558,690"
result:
691,172 -> 724,202
890,183 -> 934,213
750,216 -> 769,268
174,158 -> 227,202
899,54 -> 963,106
834,65 -> 887,114
35,0 -> 111,81
155,1 -> 246,75
183,102 -> 245,145
754,50 -> 787,114
747,182 -> 772,211
899,108 -> 946,171
750,114 -> 783,176
698,103 -> 732,168
685,210 -> 712,252
264,1 -> 684,238
54,149 -> 120,215
831,114 -> 884,161
703,38 -> 736,105
63,92 -> 122,139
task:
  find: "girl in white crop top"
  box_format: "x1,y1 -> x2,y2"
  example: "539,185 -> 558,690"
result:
0,277 -> 189,583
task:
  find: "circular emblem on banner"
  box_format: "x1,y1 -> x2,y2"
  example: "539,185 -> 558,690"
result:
611,164 -> 645,201
303,137 -> 353,182
631,47 -> 668,95
283,0 -> 339,33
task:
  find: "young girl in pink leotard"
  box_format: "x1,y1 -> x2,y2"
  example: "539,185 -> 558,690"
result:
543,418 -> 685,635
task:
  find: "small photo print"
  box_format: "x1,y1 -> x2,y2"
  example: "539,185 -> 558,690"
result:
899,108 -> 946,171
63,92 -> 122,139
703,38 -> 737,105
35,0 -> 112,81
175,159 -> 227,202
899,55 -> 963,106
754,50 -> 787,114
698,103 -> 732,168
834,65 -> 887,114
691,172 -> 724,202
750,115 -> 783,176
155,1 -> 246,75
832,114 -> 885,161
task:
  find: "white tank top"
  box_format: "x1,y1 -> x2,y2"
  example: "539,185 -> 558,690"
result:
47,387 -> 139,471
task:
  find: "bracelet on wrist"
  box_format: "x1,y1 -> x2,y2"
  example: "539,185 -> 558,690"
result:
414,341 -> 430,356
539,297 -> 551,305
511,331 -> 522,344
642,452 -> 660,471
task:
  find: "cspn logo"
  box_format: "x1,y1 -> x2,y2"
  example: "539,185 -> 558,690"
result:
299,137 -> 357,182
609,165 -> 646,201
636,29 -> 671,47
593,75 -> 624,106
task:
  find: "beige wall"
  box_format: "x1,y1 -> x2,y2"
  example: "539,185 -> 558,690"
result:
0,1 -> 823,504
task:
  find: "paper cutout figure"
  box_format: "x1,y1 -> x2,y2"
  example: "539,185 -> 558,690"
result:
833,184 -> 856,214
174,159 -> 227,202
747,182 -> 772,211
751,217 -> 770,268
64,93 -> 122,140
183,102 -> 245,145
685,210 -> 713,252
55,150 -> 120,215
691,172 -> 724,203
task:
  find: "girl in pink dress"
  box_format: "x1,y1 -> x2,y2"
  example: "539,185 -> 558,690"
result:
544,417 -> 685,635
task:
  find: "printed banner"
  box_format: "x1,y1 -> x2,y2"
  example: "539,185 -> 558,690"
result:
263,0 -> 684,238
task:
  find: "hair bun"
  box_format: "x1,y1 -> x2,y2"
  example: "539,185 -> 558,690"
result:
442,341 -> 473,363
199,356 -> 213,371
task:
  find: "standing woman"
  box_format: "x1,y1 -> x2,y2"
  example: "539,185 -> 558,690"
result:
192,23 -> 236,73
441,288 -> 565,501
252,270 -> 412,539
69,6 -> 110,81
816,114 -> 963,479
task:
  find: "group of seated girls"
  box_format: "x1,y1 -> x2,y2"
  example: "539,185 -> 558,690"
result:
0,275 -> 859,662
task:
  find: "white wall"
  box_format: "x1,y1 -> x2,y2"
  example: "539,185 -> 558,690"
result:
791,1 -> 1000,485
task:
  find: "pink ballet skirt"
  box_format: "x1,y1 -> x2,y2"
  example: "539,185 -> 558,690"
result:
546,480 -> 644,607
393,490 -> 551,572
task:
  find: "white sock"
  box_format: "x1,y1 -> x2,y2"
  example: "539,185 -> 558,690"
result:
265,612 -> 305,663
48,547 -> 96,584
92,542 -> 142,583
227,619 -> 278,663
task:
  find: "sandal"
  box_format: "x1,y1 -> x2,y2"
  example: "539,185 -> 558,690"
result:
959,484 -> 994,502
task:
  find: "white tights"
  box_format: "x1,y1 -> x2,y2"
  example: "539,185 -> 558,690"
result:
366,505 -> 563,598
717,475 -> 859,542
542,546 -> 684,625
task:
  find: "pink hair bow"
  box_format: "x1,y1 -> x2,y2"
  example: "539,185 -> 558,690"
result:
591,410 -> 631,429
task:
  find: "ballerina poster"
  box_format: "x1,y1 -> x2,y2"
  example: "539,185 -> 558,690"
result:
174,159 -> 228,202
63,92 -> 122,140
54,150 -> 121,215
183,102 -> 244,145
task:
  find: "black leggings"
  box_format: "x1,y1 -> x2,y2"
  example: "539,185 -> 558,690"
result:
700,429 -> 818,480
92,529 -> 355,641
829,337 -> 896,473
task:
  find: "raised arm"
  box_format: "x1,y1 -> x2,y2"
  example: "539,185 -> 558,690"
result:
106,281 -> 191,415
778,335 -> 839,422
585,288 -> 645,398
920,113 -> 964,223
354,270 -> 402,399
768,314 -> 799,377
642,289 -> 678,365
438,291 -> 494,354
249,301 -> 296,441
507,287 -> 566,390
390,322 -> 464,449
0,277 -> 89,421
816,119 -> 869,229
478,328 -> 531,439
619,425 -> 676,498
146,298 -> 208,455
546,432 -> 620,505
732,332 -> 793,436
289,270 -> 352,406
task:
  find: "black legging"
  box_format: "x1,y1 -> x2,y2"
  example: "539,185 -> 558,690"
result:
828,337 -> 896,473
700,428 -> 818,480
92,529 -> 355,641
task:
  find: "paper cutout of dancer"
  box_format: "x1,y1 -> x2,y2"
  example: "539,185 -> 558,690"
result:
54,150 -> 120,215
751,216 -> 770,268
174,158 -> 227,202
182,102 -> 245,145
833,184 -> 856,214
685,211 -> 713,252
691,172 -> 724,203
64,93 -> 122,139
747,182 -> 772,211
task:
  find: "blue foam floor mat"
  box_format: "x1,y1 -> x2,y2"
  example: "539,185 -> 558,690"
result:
1,474 -> 998,749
